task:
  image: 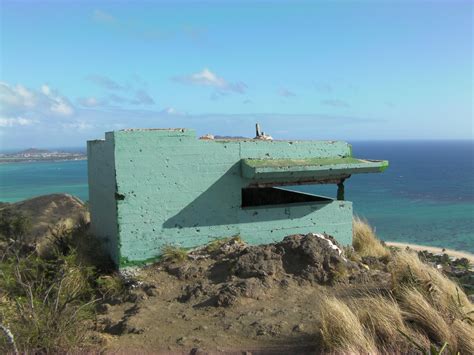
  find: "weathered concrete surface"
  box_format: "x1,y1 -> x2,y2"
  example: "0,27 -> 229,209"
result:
87,129 -> 387,267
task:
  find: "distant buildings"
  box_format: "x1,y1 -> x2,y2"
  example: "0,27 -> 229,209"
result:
0,148 -> 86,163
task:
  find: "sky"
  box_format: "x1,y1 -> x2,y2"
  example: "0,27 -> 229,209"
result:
0,0 -> 472,149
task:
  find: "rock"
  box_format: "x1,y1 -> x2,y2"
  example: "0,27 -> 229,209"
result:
167,264 -> 205,280
231,233 -> 361,285
233,245 -> 283,278
179,282 -> 206,303
215,278 -> 266,307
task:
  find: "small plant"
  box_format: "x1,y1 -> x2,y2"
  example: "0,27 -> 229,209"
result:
0,208 -> 31,244
96,274 -> 127,300
205,235 -> 242,254
0,209 -> 32,260
161,245 -> 188,263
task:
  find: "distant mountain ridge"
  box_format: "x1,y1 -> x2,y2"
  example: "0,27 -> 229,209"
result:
17,148 -> 52,154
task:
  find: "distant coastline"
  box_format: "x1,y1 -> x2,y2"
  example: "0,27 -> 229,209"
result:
0,148 -> 86,164
0,157 -> 87,164
386,241 -> 474,263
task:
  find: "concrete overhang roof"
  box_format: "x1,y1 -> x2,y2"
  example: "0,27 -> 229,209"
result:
241,157 -> 389,180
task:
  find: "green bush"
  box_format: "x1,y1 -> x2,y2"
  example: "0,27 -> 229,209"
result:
0,251 -> 98,353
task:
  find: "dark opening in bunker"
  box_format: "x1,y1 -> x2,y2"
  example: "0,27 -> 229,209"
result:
241,186 -> 333,208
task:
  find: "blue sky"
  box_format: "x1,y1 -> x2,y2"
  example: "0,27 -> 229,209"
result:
0,0 -> 472,149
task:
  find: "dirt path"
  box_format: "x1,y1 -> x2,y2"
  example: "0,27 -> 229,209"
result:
98,235 -> 390,354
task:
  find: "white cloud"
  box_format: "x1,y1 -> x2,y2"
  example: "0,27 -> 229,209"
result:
77,97 -> 102,107
173,68 -> 247,94
0,82 -> 74,118
0,116 -> 36,127
189,68 -> 226,88
51,99 -> 74,116
41,84 -> 51,96
159,107 -> 185,116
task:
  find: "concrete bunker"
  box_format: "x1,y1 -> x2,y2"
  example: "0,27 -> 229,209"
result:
87,128 -> 388,267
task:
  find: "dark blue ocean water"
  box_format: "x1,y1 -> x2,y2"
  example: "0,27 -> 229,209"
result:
1,141 -> 473,252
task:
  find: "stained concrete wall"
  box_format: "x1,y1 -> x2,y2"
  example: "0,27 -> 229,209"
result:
87,134 -> 120,265
88,129 -> 354,266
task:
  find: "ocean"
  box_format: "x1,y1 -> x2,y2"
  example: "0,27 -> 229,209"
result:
1,141 -> 473,252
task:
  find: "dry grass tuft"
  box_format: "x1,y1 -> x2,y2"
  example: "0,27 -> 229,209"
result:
161,245 -> 188,263
352,217 -> 390,259
389,250 -> 474,320
354,294 -> 422,351
319,295 -> 377,353
398,287 -> 456,351
452,319 -> 474,354
316,247 -> 474,354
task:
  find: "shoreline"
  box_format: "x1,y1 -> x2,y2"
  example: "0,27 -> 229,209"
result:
386,241 -> 474,263
0,157 -> 86,164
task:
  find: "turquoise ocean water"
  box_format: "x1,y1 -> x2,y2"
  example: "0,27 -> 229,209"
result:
1,141 -> 473,252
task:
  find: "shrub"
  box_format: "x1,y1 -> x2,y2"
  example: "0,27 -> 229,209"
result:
352,217 -> 390,260
0,251 -> 98,353
0,218 -> 120,353
0,208 -> 31,244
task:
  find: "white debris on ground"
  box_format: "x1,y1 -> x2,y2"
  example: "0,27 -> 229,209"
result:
309,233 -> 347,261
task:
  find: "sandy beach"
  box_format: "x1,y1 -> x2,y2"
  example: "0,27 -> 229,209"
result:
386,241 -> 474,263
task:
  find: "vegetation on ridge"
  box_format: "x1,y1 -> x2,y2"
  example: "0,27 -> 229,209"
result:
0,210 -> 125,353
317,219 -> 474,354
1,201 -> 473,354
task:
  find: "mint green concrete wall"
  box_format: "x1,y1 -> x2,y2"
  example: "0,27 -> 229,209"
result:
89,129 -> 354,266
87,134 -> 120,265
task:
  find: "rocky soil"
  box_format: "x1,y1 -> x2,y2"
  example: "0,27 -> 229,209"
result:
96,234 -> 393,354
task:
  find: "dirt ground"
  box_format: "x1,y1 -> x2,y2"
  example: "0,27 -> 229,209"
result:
96,234 -> 391,354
